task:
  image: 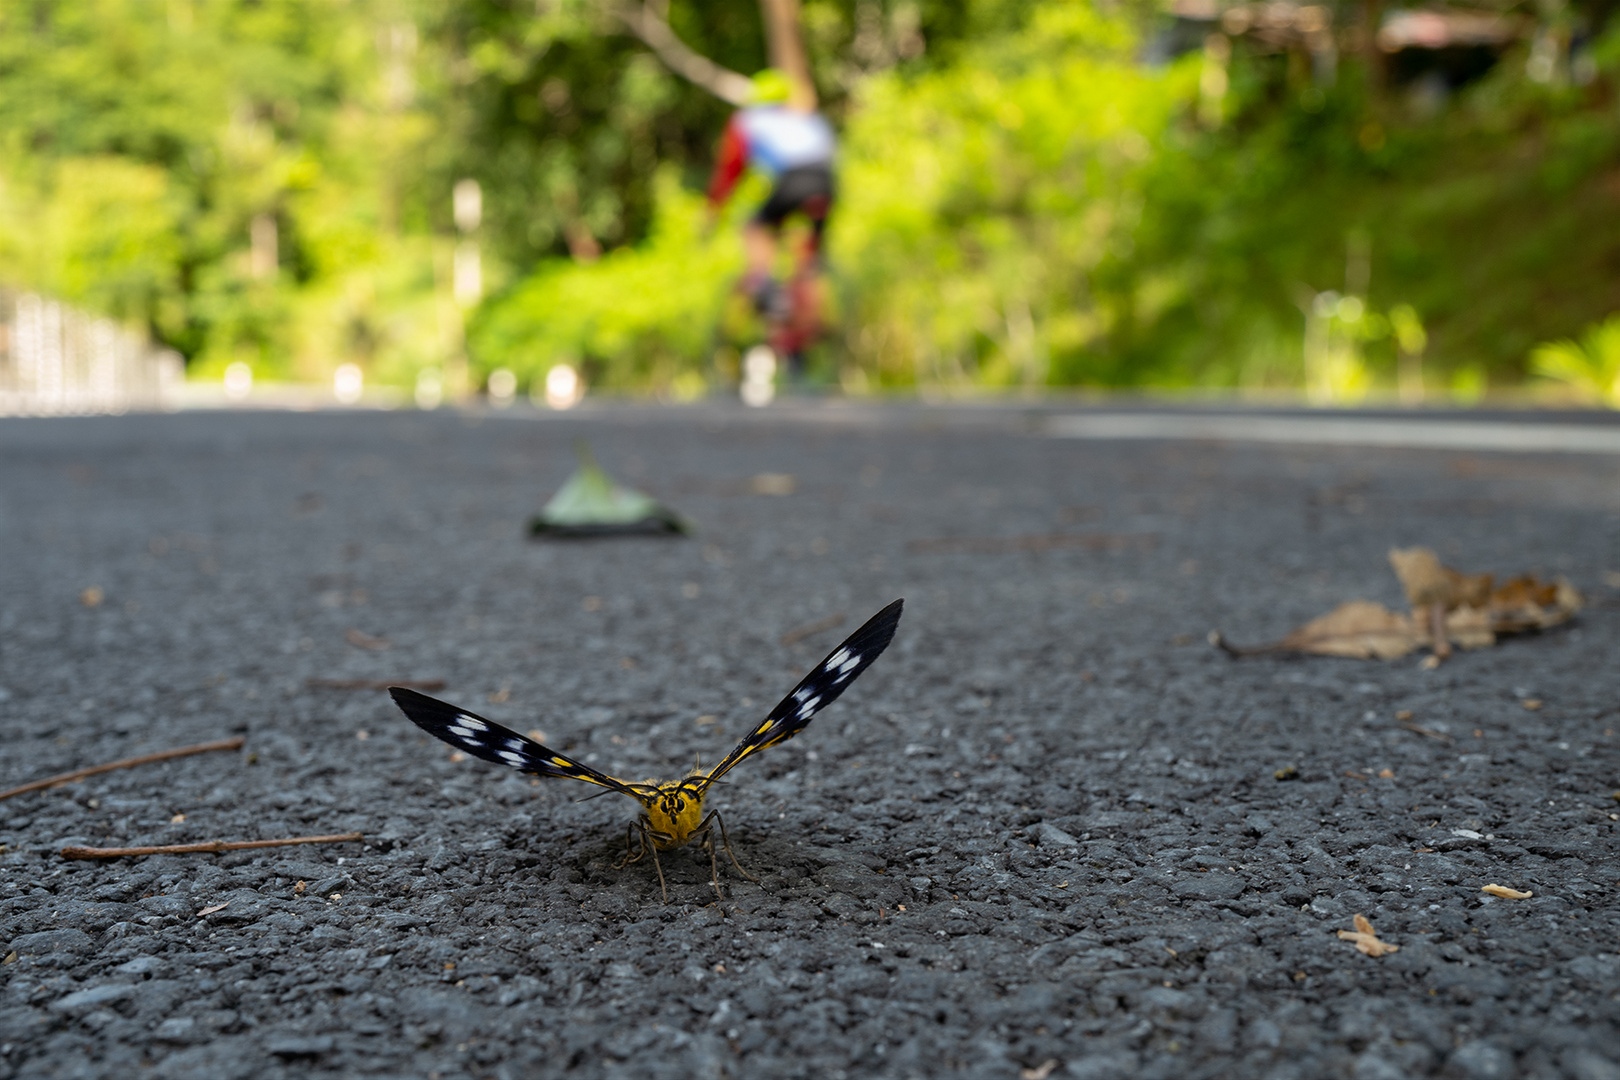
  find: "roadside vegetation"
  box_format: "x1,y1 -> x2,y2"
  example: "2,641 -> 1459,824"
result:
0,0 -> 1616,400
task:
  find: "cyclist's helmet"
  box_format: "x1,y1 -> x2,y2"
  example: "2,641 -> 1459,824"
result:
747,69 -> 794,106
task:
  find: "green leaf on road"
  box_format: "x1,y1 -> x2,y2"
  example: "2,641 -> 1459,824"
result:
529,444 -> 688,537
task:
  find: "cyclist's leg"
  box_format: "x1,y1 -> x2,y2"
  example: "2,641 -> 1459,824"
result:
743,175 -> 801,309
753,167 -> 834,379
739,221 -> 780,317
742,221 -> 776,285
799,190 -> 832,268
779,176 -> 834,365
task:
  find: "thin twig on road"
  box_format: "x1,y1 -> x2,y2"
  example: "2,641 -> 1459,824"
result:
1399,721 -> 1454,743
60,832 -> 364,860
0,737 -> 246,802
906,532 -> 1158,555
307,677 -> 445,691
780,612 -> 844,647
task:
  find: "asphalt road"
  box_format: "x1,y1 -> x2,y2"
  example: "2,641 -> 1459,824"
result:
1,403 -> 1618,1080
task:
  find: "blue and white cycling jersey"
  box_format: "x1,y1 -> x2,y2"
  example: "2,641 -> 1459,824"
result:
734,106 -> 836,177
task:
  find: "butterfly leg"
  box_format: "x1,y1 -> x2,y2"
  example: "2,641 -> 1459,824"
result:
615,822 -> 646,868
647,835 -> 670,904
701,828 -> 726,901
700,810 -> 759,890
616,821 -> 674,902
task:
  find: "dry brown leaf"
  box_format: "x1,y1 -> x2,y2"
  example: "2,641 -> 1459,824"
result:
1337,913 -> 1399,957
1481,884 -> 1533,899
1216,600 -> 1423,659
196,901 -> 231,917
1021,1061 -> 1060,1080
1280,601 -> 1424,658
1439,604 -> 1496,650
1389,547 -> 1493,610
1218,549 -> 1582,661
1487,576 -> 1581,633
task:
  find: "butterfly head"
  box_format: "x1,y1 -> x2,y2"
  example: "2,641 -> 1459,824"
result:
639,776 -> 710,849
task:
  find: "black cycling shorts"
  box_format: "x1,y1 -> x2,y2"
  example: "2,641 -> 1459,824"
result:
754,165 -> 836,242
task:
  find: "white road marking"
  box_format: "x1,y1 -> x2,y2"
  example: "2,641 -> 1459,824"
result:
1047,413 -> 1620,454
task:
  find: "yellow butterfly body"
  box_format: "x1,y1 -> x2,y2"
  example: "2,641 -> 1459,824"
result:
639,774 -> 712,849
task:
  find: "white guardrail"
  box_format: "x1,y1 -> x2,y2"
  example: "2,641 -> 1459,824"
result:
0,291 -> 182,417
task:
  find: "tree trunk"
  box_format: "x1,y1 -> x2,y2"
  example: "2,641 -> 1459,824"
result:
1362,0 -> 1386,97
615,1 -> 815,111
614,2 -> 751,105
759,0 -> 817,110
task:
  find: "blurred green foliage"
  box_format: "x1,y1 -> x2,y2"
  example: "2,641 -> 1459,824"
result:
833,6 -> 1191,390
473,1 -> 1620,397
1533,313 -> 1620,406
1,0 -> 1617,398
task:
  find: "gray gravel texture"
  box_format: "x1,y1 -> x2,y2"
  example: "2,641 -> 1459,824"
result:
1,404 -> 1618,1080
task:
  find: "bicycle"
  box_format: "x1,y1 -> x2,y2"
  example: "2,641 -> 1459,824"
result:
730,244 -> 829,406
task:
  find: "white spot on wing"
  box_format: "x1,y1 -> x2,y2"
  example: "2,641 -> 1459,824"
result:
824,648 -> 850,672
798,696 -> 820,718
499,750 -> 524,764
457,715 -> 487,731
838,652 -> 861,673
448,725 -> 474,739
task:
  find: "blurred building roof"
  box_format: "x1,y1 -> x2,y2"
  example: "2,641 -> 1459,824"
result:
1377,9 -> 1522,51
1167,1 -> 1523,52
1168,1 -> 1334,51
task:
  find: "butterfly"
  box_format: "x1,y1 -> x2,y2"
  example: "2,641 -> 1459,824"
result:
389,599 -> 902,901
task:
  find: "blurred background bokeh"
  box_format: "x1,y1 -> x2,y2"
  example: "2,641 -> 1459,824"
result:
0,0 -> 1617,411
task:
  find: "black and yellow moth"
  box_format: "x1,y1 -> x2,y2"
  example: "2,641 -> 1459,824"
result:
389,599 -> 902,900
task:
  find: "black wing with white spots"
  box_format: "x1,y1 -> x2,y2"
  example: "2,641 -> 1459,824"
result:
388,687 -> 649,799
702,599 -> 903,787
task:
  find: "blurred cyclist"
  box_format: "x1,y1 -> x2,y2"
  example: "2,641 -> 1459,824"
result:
707,69 -> 835,370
